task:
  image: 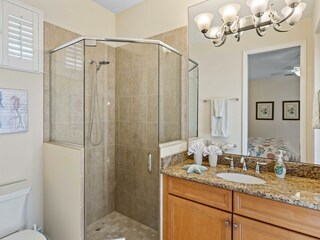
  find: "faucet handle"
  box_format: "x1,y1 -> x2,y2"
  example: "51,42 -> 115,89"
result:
225,157 -> 234,170
240,156 -> 247,171
256,162 -> 267,173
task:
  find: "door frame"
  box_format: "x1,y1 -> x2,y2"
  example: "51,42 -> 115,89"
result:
242,41 -> 307,162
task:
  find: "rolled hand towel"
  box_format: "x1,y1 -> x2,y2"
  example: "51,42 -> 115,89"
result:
203,145 -> 223,156
188,142 -> 205,156
209,141 -> 236,153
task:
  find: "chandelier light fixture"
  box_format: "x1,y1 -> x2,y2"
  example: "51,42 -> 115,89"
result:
194,0 -> 307,47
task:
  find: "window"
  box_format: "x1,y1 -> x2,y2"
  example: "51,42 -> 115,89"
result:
65,42 -> 83,71
0,0 -> 43,72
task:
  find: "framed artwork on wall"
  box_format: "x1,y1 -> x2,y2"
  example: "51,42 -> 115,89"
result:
0,88 -> 28,134
256,102 -> 274,120
283,101 -> 300,120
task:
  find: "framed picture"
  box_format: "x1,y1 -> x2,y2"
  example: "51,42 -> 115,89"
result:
283,101 -> 300,120
256,102 -> 274,120
0,88 -> 28,134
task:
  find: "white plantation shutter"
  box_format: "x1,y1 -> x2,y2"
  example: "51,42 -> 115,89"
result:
65,42 -> 83,71
1,0 -> 43,72
8,14 -> 34,60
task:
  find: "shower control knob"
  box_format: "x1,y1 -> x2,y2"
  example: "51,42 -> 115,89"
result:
147,153 -> 152,173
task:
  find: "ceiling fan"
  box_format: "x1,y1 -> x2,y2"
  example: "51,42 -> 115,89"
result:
271,66 -> 301,77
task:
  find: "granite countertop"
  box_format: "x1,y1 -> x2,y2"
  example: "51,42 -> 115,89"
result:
161,159 -> 320,211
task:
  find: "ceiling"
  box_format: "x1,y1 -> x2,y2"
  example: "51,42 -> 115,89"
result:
93,0 -> 144,13
248,46 -> 300,80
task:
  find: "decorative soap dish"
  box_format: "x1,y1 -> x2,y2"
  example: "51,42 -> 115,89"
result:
182,164 -> 208,174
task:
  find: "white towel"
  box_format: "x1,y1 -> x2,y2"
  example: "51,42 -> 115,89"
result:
313,90 -> 320,129
188,142 -> 205,156
211,99 -> 229,137
213,99 -> 224,117
203,145 -> 222,156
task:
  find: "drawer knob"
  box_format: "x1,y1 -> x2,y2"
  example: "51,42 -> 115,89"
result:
225,220 -> 230,227
233,223 -> 238,230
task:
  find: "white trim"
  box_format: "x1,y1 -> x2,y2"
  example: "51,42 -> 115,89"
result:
159,140 -> 187,158
49,36 -> 182,56
242,41 -> 307,162
3,0 -> 43,14
37,5 -> 44,73
0,2 -> 3,66
159,174 -> 163,240
0,0 -> 44,73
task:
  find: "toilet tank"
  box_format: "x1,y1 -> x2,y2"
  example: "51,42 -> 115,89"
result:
0,180 -> 31,238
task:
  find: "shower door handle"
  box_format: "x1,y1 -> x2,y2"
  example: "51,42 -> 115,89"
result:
147,153 -> 152,173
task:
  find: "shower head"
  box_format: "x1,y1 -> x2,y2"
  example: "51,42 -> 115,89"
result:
99,60 -> 110,65
90,59 -> 110,71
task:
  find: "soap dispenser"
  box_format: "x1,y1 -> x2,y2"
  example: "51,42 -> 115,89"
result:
274,150 -> 286,179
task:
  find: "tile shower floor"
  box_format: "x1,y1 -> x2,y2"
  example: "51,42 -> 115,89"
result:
87,211 -> 158,240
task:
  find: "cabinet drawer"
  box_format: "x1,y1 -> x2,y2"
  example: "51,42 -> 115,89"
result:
167,195 -> 232,240
234,192 -> 320,238
233,215 -> 318,240
166,176 -> 232,211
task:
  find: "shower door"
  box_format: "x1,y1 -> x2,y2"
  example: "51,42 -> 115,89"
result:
84,41 -> 161,240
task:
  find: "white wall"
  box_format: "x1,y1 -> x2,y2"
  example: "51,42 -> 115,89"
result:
314,33 -> 320,163
0,0 -> 116,231
43,143 -> 84,240
313,1 -> 320,163
0,68 -> 43,229
19,0 -> 116,36
313,0 -> 320,33
249,77 -> 300,154
116,0 -> 203,38
190,19 -> 314,160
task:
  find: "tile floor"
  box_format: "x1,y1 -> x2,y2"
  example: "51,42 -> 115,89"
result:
86,211 -> 158,240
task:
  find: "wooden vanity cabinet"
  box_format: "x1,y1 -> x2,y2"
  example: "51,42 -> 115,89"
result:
233,215 -> 318,240
163,175 -> 232,240
163,175 -> 320,240
233,192 -> 320,238
167,195 -> 232,240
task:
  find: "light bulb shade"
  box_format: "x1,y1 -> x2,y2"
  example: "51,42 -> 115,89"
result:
247,0 -> 269,16
239,16 -> 253,29
285,0 -> 301,6
259,11 -> 271,30
257,10 -> 271,26
261,11 -> 271,22
281,2 -> 306,25
219,4 -> 241,24
207,26 -> 222,38
194,13 -> 214,32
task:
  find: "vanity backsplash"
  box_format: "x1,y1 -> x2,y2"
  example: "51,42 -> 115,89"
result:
161,152 -> 320,180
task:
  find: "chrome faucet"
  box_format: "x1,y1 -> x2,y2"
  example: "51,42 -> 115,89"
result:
256,162 -> 267,174
240,156 -> 247,171
225,157 -> 234,170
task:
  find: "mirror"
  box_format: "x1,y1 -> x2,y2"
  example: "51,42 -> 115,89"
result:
189,59 -> 199,138
188,0 -> 317,164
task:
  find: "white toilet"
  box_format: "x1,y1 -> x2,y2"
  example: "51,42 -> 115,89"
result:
0,180 -> 46,240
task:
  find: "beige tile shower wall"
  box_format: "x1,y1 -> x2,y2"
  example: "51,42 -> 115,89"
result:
44,23 -> 116,225
115,43 -> 160,231
44,22 -> 80,142
150,27 -> 189,142
159,50 -> 182,143
84,42 -> 116,225
50,42 -> 84,145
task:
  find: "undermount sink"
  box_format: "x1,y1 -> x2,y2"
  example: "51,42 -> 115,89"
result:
216,172 -> 266,185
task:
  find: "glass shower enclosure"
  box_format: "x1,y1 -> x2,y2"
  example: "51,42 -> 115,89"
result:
49,37 -> 182,240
